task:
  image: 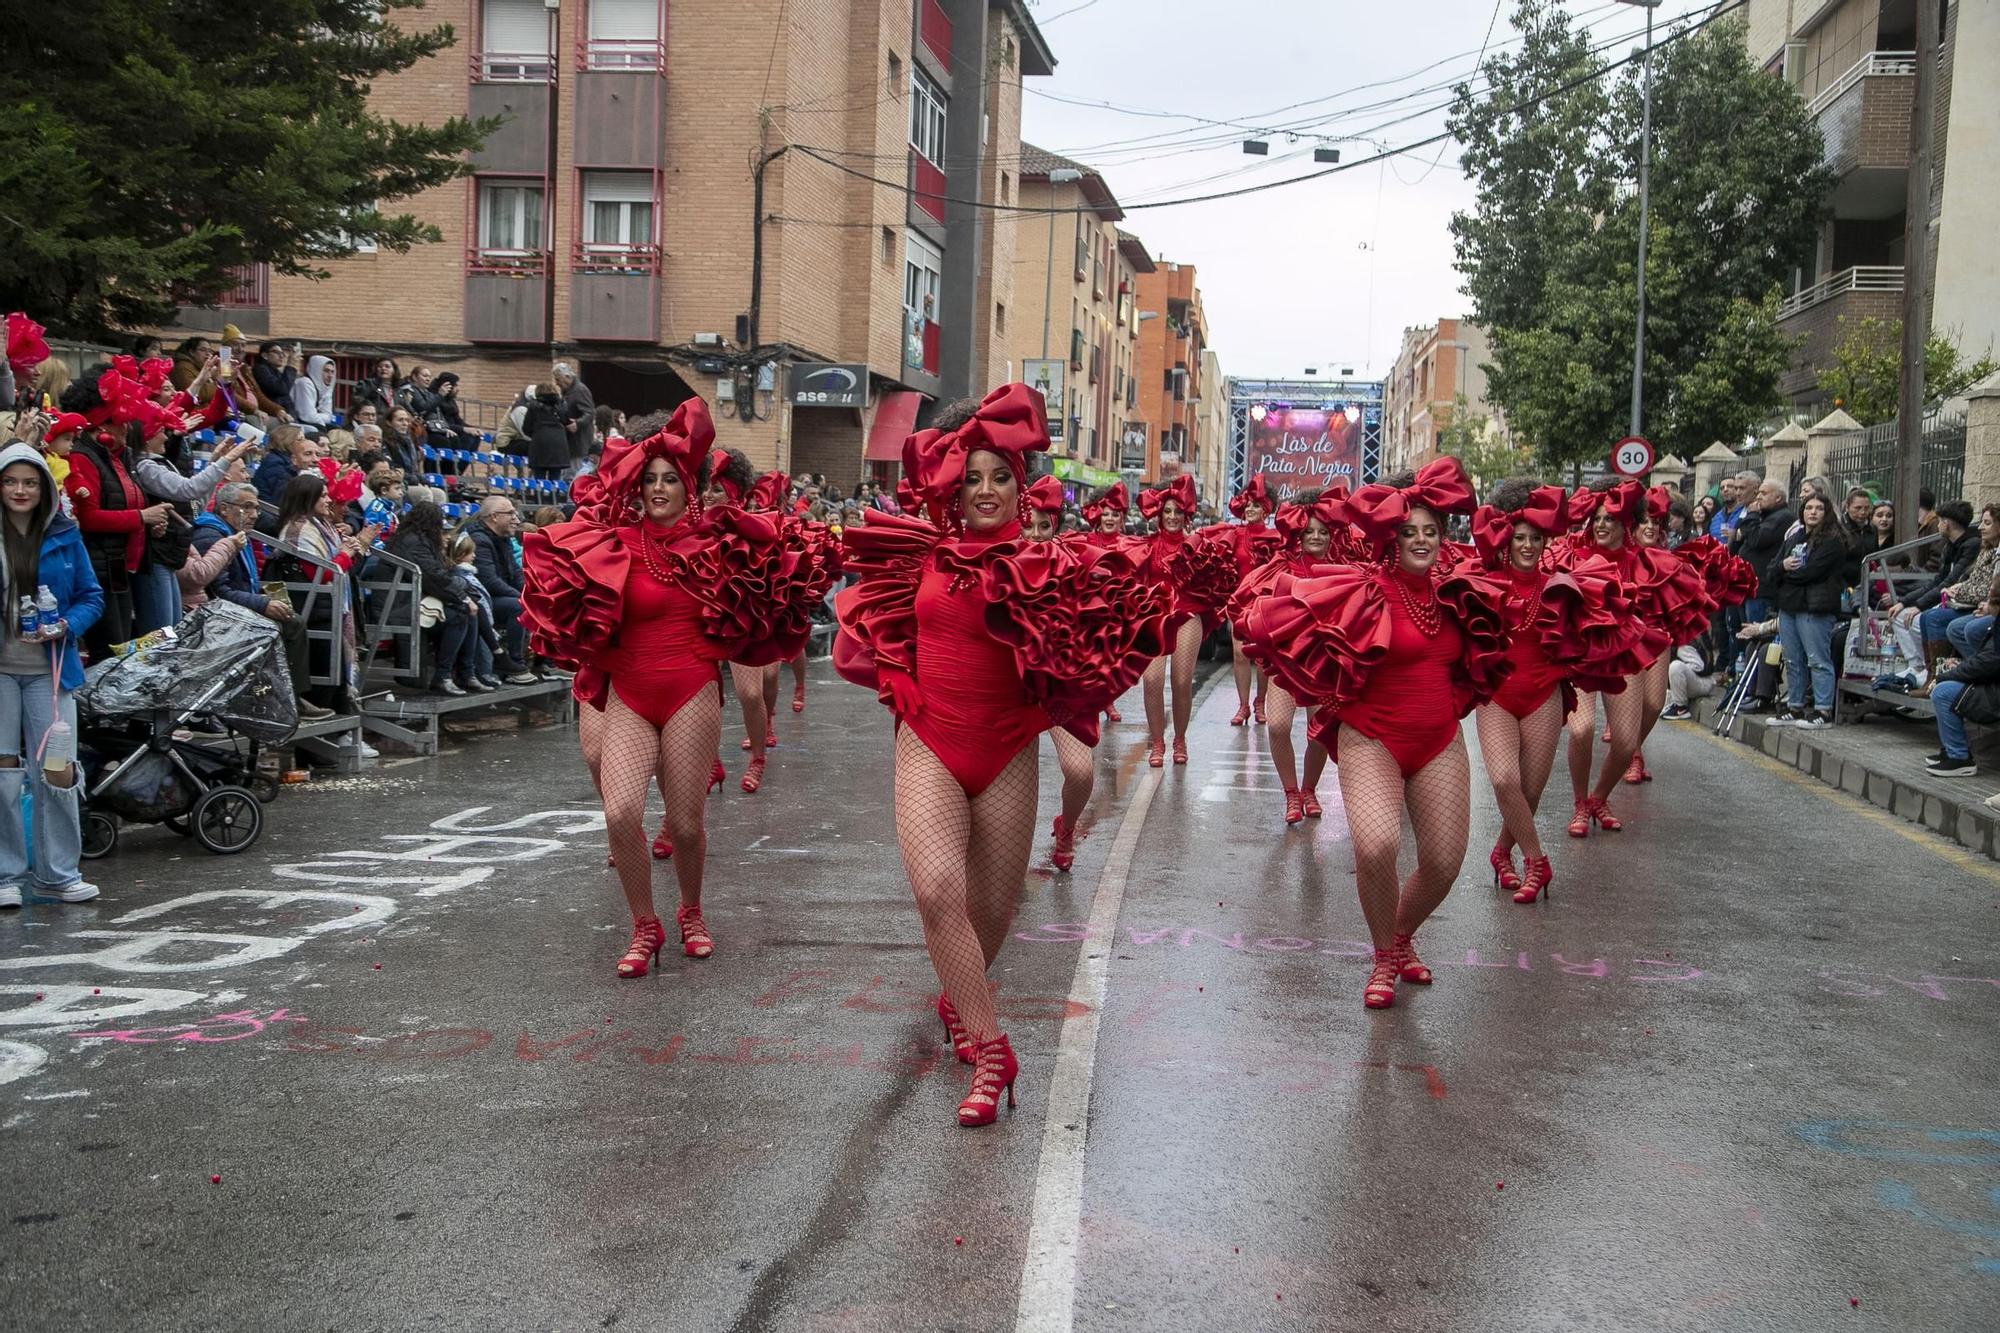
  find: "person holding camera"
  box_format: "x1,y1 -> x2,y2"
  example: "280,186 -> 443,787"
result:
1769,492 -> 1850,729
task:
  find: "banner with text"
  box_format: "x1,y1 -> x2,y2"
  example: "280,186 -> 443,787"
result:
1244,406 -> 1363,499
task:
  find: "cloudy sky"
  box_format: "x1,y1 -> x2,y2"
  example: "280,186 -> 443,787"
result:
1017,0 -> 1720,380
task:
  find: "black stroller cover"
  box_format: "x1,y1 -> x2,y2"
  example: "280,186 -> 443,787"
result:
78,601 -> 301,745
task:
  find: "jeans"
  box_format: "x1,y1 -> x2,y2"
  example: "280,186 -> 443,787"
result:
0,673 -> 82,891
432,600 -> 473,685
1946,613 -> 1993,658
490,594 -> 525,665
1918,603 -> 1970,650
1778,610 -> 1836,711
131,560 -> 183,635
1932,680 -> 1972,760
471,605 -> 497,681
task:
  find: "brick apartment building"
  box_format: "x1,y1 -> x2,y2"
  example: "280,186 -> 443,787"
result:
1744,0 -> 2000,411
167,0 -> 1055,485
1382,317 -> 1500,474
1008,146 -> 1151,496
1133,262 -> 1209,487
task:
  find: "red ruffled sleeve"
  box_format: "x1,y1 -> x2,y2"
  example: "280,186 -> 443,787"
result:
958,540 -> 1171,746
1629,546 -> 1715,646
521,519 -> 631,674
1237,564 -> 1393,711
1436,569 -> 1514,716
1167,529 -> 1242,633
671,508 -> 842,666
1536,557 -> 1662,693
833,509 -> 942,703
1674,535 -> 1758,610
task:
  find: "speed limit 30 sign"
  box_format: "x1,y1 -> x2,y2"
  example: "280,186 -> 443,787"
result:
1610,435 -> 1655,478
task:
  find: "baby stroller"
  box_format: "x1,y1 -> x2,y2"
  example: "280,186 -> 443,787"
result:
75,601 -> 299,857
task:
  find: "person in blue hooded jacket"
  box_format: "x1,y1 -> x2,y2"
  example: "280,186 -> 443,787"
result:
0,442 -> 106,908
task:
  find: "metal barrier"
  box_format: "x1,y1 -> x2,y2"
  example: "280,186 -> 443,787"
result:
1838,531 -> 1948,715
250,512 -> 352,692
356,544 -> 425,684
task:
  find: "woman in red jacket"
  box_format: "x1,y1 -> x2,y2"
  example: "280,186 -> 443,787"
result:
1223,477 -> 1283,726
59,365 -> 174,658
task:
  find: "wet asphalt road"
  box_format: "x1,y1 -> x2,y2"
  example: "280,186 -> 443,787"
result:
2,660 -> 1996,1333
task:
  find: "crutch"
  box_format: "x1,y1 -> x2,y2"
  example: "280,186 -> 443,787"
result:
1714,638 -> 1768,736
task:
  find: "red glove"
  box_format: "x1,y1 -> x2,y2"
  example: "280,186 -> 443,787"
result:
879,666 -> 923,719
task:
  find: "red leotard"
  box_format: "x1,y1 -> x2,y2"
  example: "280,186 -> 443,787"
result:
1338,571 -> 1466,778
1488,565 -> 1562,719
599,551 -> 722,727
908,553 -> 1052,796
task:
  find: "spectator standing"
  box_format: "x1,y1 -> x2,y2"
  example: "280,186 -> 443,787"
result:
1690,494 -> 1717,538
467,496 -> 538,684
553,362 -> 594,468
1726,479 -> 1793,678
1914,489 -> 1941,568
430,373 -> 476,453
61,374 -> 173,657
1926,615 -> 1998,777
1770,492 -> 1849,728
188,482 -> 328,717
592,404 -> 624,454
522,384 -> 569,480
291,355 -> 338,430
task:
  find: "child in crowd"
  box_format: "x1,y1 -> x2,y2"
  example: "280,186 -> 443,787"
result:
364,467 -> 404,538
451,532 -> 501,691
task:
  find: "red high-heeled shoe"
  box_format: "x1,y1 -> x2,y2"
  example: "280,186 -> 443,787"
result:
1284,789 -> 1305,825
764,727 -> 778,749
1230,702 -> 1251,726
1393,932 -> 1432,985
1489,840 -> 1522,894
616,916 -> 666,978
1515,854 -> 1553,904
1623,751 -> 1646,784
1588,796 -> 1623,831
1253,696 -> 1266,725
1147,738 -> 1165,768
709,759 -> 727,791
740,756 -> 765,794
1106,704 -> 1122,723
792,682 -> 806,714
676,904 -> 714,959
958,1034 -> 1019,1127
936,993 -> 975,1064
1171,737 -> 1188,766
740,735 -> 754,751
1301,788 -> 1323,818
652,818 -> 673,860
1364,949 -> 1399,1009
1567,799 -> 1592,839
1050,816 -> 1075,872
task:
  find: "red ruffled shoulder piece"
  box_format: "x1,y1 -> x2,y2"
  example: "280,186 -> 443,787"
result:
833,509 -> 944,702
677,507 -> 843,666
1439,540 -> 1482,574
1674,535 -> 1758,610
1167,529 -> 1241,632
1237,564 -> 1393,712
1628,545 -> 1715,646
1435,568 -> 1514,716
1535,557 -> 1661,693
521,520 -> 631,672
960,540 -> 1172,746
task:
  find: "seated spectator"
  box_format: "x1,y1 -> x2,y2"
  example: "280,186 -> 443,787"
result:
467,496 -> 538,684
1661,627 -> 1722,720
191,482 -> 329,718
252,424 -> 320,528
381,406 -> 422,479
1884,500 -> 1980,686
1946,575 -> 1999,660
386,499 -> 477,695
522,384 -> 568,481
450,532 -> 500,691
353,357 -> 400,423
291,355 -> 338,430
1915,489 -> 1941,568
253,341 -> 301,415
1916,502 -> 2000,650
169,336 -> 210,393
363,466 -> 404,534
274,472 -> 370,712
528,504 -> 564,531
1927,615 -> 1998,778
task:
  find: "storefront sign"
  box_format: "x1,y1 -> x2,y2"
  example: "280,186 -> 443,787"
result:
789,363 -> 868,408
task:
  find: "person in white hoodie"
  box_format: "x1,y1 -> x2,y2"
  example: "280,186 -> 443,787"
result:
290,355 -> 338,431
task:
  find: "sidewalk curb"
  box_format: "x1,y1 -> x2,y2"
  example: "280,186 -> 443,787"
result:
1694,698 -> 2000,860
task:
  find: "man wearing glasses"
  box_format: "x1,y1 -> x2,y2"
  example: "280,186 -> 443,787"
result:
468,496 -> 540,685
191,482 -> 332,720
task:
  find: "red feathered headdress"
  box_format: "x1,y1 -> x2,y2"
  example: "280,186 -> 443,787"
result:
1082,482 -> 1129,524
1138,473 -> 1196,521
1470,484 -> 1568,567
1024,474 -> 1066,516
1228,475 -> 1274,519
1274,485 -> 1350,547
1566,478 -> 1645,529
705,448 -> 747,504
1345,456 -> 1476,551
593,398 -> 716,518
901,382 -> 1049,525
6,312 -> 50,382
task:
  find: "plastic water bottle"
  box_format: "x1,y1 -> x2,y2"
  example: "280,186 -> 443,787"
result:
42,718 -> 74,777
16,596 -> 35,639
36,586 -> 59,639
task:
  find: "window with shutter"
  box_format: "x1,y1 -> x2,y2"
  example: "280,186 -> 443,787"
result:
476,180 -> 546,265
586,0 -> 662,69
579,172 -> 659,272
482,0 -> 551,80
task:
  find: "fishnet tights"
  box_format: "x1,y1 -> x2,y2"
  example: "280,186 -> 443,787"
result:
894,725 -> 1039,1043
1475,693 -> 1563,861
731,662 -> 770,758
1232,640 -> 1265,710
1050,726 -> 1094,830
1337,727 -> 1471,949
1566,683 -> 1643,805
598,685 -> 722,924
1143,618 -> 1204,744
1262,685 -> 1326,791
1633,652 -> 1669,751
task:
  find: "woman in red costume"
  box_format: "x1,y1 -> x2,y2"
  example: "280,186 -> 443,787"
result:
1227,487 -> 1364,823
835,385 -> 1165,1125
1080,482 -> 1131,721
1023,474 -> 1090,871
1240,458 -> 1511,1009
1471,480 -> 1654,903
1136,474 -> 1236,767
524,400 -> 832,978
1552,477 -> 1707,837
702,452 -> 783,795
1223,477 -> 1284,726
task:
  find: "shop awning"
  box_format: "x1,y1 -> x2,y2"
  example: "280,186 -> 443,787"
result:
865,390 -> 923,462
1052,456 -> 1122,488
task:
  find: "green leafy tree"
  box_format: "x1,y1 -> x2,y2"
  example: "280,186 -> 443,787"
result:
0,1 -> 494,338
1815,317 -> 2000,425
1436,395 -> 1531,493
1449,3 -> 1833,470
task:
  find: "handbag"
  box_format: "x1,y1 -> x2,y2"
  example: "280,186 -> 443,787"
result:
1951,681 -> 2000,726
418,595 -> 444,629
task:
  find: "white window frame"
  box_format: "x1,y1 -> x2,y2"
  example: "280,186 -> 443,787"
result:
903,229 -> 943,369
580,172 -> 657,253
909,68 -> 947,165
585,0 -> 663,70
476,179 -> 546,260
481,0 -> 553,81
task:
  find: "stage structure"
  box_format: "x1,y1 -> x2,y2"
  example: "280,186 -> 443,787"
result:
1226,377 -> 1384,502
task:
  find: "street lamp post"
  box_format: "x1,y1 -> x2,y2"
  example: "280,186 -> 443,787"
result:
1613,0 -> 1661,438
1041,168 -> 1082,359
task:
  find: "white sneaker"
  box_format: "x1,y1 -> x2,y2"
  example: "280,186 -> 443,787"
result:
0,885 -> 20,909
29,880 -> 99,904
358,742 -> 380,760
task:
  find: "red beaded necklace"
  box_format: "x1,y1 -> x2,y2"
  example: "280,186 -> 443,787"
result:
636,517 -> 687,587
1392,566 -> 1443,637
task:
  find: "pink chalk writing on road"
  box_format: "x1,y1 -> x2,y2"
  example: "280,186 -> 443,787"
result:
74,1009 -> 301,1045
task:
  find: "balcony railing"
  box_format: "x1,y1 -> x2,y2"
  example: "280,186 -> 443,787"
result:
571,242 -> 662,275
919,0 -> 953,67
466,248 -> 552,278
911,153 -> 946,225
475,49 -> 555,82
214,264 -> 269,307
905,314 -> 941,376
577,36 -> 666,72
1807,50 -> 1914,117
1776,265 -> 1903,320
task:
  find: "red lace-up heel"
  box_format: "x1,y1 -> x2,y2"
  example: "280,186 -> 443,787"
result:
936,993 -> 975,1064
1284,789 -> 1305,825
1393,932 -> 1433,985
1515,855 -> 1553,904
709,759 -> 726,791
1490,840 -> 1522,894
958,1034 -> 1019,1127
1230,702 -> 1251,726
740,735 -> 754,751
1589,796 -> 1623,832
676,904 -> 714,959
792,682 -> 806,714
1301,788 -> 1323,819
1171,737 -> 1188,766
1147,738 -> 1165,768
1623,751 -> 1646,784
740,756 -> 765,794
1105,704 -> 1122,723
1600,725 -> 1611,744
764,727 -> 778,749
616,916 -> 666,979
1568,800 -> 1592,838
652,819 -> 674,860
1050,816 -> 1075,872
1364,949 -> 1399,1009
1253,696 -> 1266,725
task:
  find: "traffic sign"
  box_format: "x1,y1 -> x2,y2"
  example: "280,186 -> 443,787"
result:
1610,435 -> 1655,478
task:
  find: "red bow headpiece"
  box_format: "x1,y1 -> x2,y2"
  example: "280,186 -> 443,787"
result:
1566,478 -> 1644,529
1345,457 -> 1475,550
1024,474 -> 1065,516
110,354 -> 174,397
747,470 -> 790,512
901,382 -> 1049,525
6,312 -> 50,382
1137,473 -> 1196,521
1470,484 -> 1568,566
1081,482 -> 1129,525
704,448 -> 746,504
1274,485 -> 1349,547
594,398 -> 716,518
1645,484 -> 1673,524
1229,475 -> 1274,519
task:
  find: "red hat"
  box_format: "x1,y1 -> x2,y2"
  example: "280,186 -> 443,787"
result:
704,448 -> 746,504
1566,478 -> 1645,529
1081,482 -> 1129,524
901,382 -> 1049,525
1644,484 -> 1673,524
1345,456 -> 1476,551
594,398 -> 716,518
1471,484 -> 1568,566
1137,473 -> 1196,521
747,470 -> 790,512
1024,474 -> 1065,516
1228,475 -> 1274,518
42,411 -> 89,440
